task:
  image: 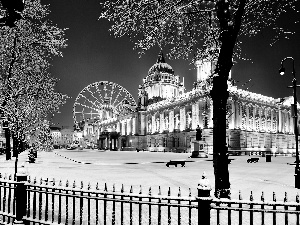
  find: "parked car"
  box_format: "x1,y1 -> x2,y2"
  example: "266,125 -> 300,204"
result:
67,144 -> 78,150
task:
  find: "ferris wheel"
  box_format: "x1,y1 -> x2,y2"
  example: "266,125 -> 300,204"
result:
73,81 -> 137,126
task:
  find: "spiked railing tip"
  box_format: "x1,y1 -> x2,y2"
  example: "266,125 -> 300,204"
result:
250,191 -> 253,201
178,187 -> 181,197
284,192 -> 288,202
273,192 -> 276,202
158,186 -> 161,195
168,187 -> 171,196
59,180 -> 62,186
296,193 -> 299,203
40,177 -> 43,185
261,191 -> 264,202
96,182 -> 99,190
130,185 -> 133,193
139,185 -> 142,194
80,181 -> 84,189
113,183 -> 115,192
73,180 -> 76,188
121,184 -> 124,193
104,183 -> 108,192
66,180 -> 69,187
52,178 -> 56,186
239,190 -> 242,200
189,188 -> 192,197
148,187 -> 152,196
87,182 -> 91,190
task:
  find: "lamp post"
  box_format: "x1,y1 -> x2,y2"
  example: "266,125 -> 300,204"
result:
279,57 -> 300,188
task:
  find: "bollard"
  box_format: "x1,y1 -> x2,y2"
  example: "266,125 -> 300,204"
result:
197,172 -> 212,225
266,153 -> 272,162
14,175 -> 28,225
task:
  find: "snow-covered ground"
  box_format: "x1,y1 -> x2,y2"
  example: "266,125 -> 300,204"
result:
0,149 -> 298,201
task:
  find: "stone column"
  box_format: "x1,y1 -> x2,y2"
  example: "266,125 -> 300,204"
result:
253,105 -> 257,131
192,102 -> 200,130
290,111 -> 294,134
208,101 -> 213,128
270,109 -> 273,132
245,104 -> 249,130
283,111 -> 286,134
199,101 -> 204,128
169,110 -> 174,132
116,122 -> 120,133
258,108 -> 262,132
132,117 -> 136,135
160,112 -> 164,133
278,109 -> 282,133
126,119 -> 130,135
229,99 -> 235,129
121,122 -> 126,136
234,101 -> 239,129
140,112 -> 146,135
180,107 -> 186,131
152,114 -> 156,133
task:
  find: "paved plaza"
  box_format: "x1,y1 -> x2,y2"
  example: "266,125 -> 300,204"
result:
0,149 -> 299,201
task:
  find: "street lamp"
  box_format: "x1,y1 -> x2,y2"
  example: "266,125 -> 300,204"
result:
279,57 -> 300,188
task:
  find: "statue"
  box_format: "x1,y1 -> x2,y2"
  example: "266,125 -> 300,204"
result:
196,125 -> 202,141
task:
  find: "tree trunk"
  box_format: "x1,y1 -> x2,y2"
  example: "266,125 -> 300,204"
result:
5,128 -> 11,160
211,73 -> 230,198
13,135 -> 18,157
211,0 -> 246,199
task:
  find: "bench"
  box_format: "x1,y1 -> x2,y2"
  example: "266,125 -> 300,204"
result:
166,160 -> 186,167
247,158 -> 259,163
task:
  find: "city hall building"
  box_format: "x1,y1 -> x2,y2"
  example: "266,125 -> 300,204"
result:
83,52 -> 299,154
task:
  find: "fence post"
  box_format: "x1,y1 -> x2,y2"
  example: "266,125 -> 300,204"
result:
197,172 -> 212,225
13,174 -> 28,225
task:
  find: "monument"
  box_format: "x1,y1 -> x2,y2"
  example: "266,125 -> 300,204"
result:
191,126 -> 208,158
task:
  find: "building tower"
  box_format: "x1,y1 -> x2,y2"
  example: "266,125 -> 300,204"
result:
138,51 -> 185,107
194,58 -> 232,90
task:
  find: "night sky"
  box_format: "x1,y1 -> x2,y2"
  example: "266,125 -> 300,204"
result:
42,0 -> 300,128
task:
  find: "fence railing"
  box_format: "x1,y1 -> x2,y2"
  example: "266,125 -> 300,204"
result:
0,173 -> 300,225
24,177 -> 199,225
0,175 -> 17,224
210,191 -> 300,225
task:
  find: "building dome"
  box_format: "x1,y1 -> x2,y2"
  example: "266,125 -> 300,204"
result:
138,51 -> 185,105
148,51 -> 174,75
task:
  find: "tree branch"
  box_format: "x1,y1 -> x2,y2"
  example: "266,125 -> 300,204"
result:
233,0 -> 246,38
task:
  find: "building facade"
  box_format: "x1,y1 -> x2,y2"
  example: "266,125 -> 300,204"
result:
84,52 -> 299,154
50,126 -> 62,147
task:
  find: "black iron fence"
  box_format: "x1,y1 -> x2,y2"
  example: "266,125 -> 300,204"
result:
0,173 -> 300,224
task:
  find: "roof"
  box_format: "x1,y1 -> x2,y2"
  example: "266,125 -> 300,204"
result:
148,51 -> 174,75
